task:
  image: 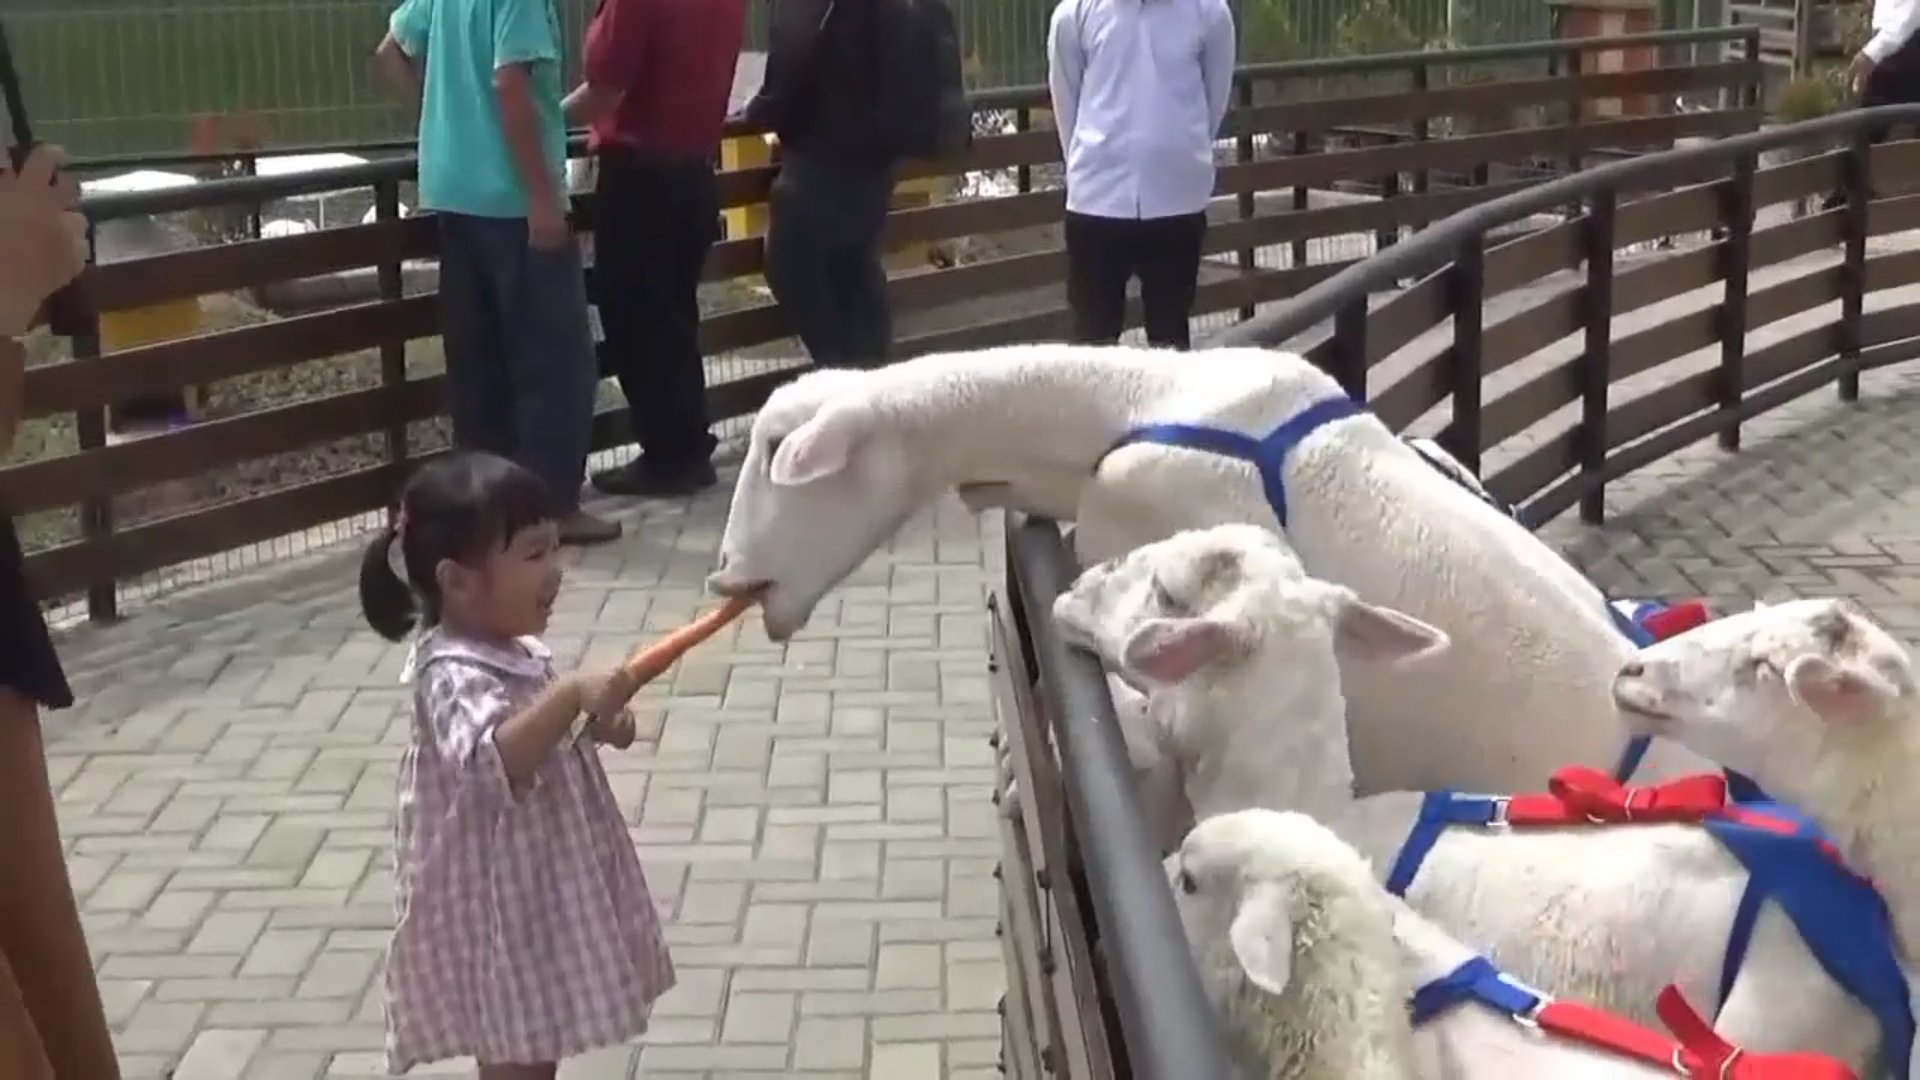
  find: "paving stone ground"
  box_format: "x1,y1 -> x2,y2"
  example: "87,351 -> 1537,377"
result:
45,476 -> 1006,1080
43,230 -> 1920,1079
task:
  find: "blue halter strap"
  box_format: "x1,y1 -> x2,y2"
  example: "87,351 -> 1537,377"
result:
1385,791 -> 1913,1078
1410,955 -> 1545,1027
1101,396 -> 1366,527
1105,394 -> 1760,797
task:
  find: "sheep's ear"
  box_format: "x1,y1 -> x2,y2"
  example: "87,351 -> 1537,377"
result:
1120,617 -> 1239,684
1228,885 -> 1293,996
769,403 -> 871,487
1332,597 -> 1450,667
1784,653 -> 1902,724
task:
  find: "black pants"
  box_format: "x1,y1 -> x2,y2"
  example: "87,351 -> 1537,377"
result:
1819,39 -> 1920,211
593,146 -> 721,469
765,152 -> 895,368
438,213 -> 598,514
1863,33 -> 1920,143
1064,210 -> 1207,351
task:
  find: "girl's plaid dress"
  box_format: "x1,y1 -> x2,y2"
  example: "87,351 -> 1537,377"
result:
384,631 -> 674,1072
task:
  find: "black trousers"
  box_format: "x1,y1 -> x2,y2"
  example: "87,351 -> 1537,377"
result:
1064,210 -> 1207,351
1863,33 -> 1920,143
765,152 -> 896,368
593,145 -> 721,468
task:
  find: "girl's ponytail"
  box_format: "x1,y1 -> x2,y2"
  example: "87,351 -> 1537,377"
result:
358,523 -> 419,642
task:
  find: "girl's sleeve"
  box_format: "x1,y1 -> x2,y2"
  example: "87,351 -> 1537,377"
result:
419,661 -> 524,801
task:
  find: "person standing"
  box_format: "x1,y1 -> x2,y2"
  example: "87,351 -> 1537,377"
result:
1825,0 -> 1920,208
743,0 -> 899,369
1047,0 -> 1236,351
376,0 -> 621,544
564,0 -> 748,497
0,144 -> 122,1080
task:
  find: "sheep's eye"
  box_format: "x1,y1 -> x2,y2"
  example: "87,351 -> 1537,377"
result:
1177,869 -> 1198,895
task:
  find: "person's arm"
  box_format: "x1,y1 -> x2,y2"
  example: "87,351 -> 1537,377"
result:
492,0 -> 567,239
743,0 -> 834,130
1046,0 -> 1085,159
1863,0 -> 1920,67
496,66 -> 563,225
377,0 -> 429,100
421,664 -> 594,793
490,675 -> 591,783
1200,0 -> 1236,139
570,0 -> 646,126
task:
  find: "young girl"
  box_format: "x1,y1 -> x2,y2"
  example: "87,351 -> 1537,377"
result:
358,451 -> 674,1078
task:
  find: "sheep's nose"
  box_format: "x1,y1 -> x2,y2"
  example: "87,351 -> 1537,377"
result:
1619,659 -> 1646,680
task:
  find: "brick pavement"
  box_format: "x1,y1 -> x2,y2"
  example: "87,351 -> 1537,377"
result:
43,480 -> 1006,1080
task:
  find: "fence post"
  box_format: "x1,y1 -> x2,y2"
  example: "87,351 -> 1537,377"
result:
1236,76 -> 1257,322
1332,299 -> 1369,404
71,224 -> 116,622
1291,130 -> 1310,272
1015,105 -> 1033,196
1578,189 -> 1617,525
1411,60 -> 1430,198
1445,234 -> 1486,476
1742,32 -> 1763,113
376,180 -> 409,483
1839,130 -> 1869,402
243,152 -> 262,240
1564,47 -> 1585,217
1716,152 -> 1755,451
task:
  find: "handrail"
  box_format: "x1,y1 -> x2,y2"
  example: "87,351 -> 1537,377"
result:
1234,24 -> 1756,80
1007,516 -> 1236,1080
1210,102 -> 1920,351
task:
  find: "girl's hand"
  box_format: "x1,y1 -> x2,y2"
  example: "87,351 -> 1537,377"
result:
575,668 -> 641,721
0,145 -> 88,338
588,707 -> 637,749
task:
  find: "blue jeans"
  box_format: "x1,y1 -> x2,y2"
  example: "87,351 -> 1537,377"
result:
436,213 -> 597,513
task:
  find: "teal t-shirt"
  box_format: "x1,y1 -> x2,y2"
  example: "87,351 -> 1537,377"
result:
389,0 -> 568,219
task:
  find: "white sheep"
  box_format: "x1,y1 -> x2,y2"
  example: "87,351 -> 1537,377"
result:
1055,526 -> 1899,1075
708,343 -> 1710,795
1050,523 -> 1449,825
1171,808 -> 1858,1079
1611,596 -> 1920,1080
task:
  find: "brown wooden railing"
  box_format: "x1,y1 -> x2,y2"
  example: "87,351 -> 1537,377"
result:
5,28 -> 1761,623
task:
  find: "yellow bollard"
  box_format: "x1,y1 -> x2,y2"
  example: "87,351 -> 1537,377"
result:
721,131 -> 777,286
99,299 -> 207,432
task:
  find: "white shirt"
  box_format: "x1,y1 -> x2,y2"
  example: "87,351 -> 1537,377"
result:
1866,0 -> 1920,63
1046,0 -> 1236,220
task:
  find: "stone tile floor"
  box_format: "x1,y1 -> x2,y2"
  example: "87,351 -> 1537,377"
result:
47,480 -> 1005,1080
42,348 -> 1920,1079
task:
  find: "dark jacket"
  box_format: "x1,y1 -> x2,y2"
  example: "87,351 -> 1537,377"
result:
743,0 -> 889,165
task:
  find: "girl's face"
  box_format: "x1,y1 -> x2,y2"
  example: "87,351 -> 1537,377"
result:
441,521 -> 564,639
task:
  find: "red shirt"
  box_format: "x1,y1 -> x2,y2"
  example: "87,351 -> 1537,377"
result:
583,0 -> 749,157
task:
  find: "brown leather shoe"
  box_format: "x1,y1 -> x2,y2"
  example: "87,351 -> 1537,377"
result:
557,510 -> 623,547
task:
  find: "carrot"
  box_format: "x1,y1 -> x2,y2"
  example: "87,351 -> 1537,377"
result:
620,592 -> 758,685
577,593 -> 758,741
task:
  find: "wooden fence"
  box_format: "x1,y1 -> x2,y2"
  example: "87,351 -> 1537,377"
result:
4,27 -> 1761,623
